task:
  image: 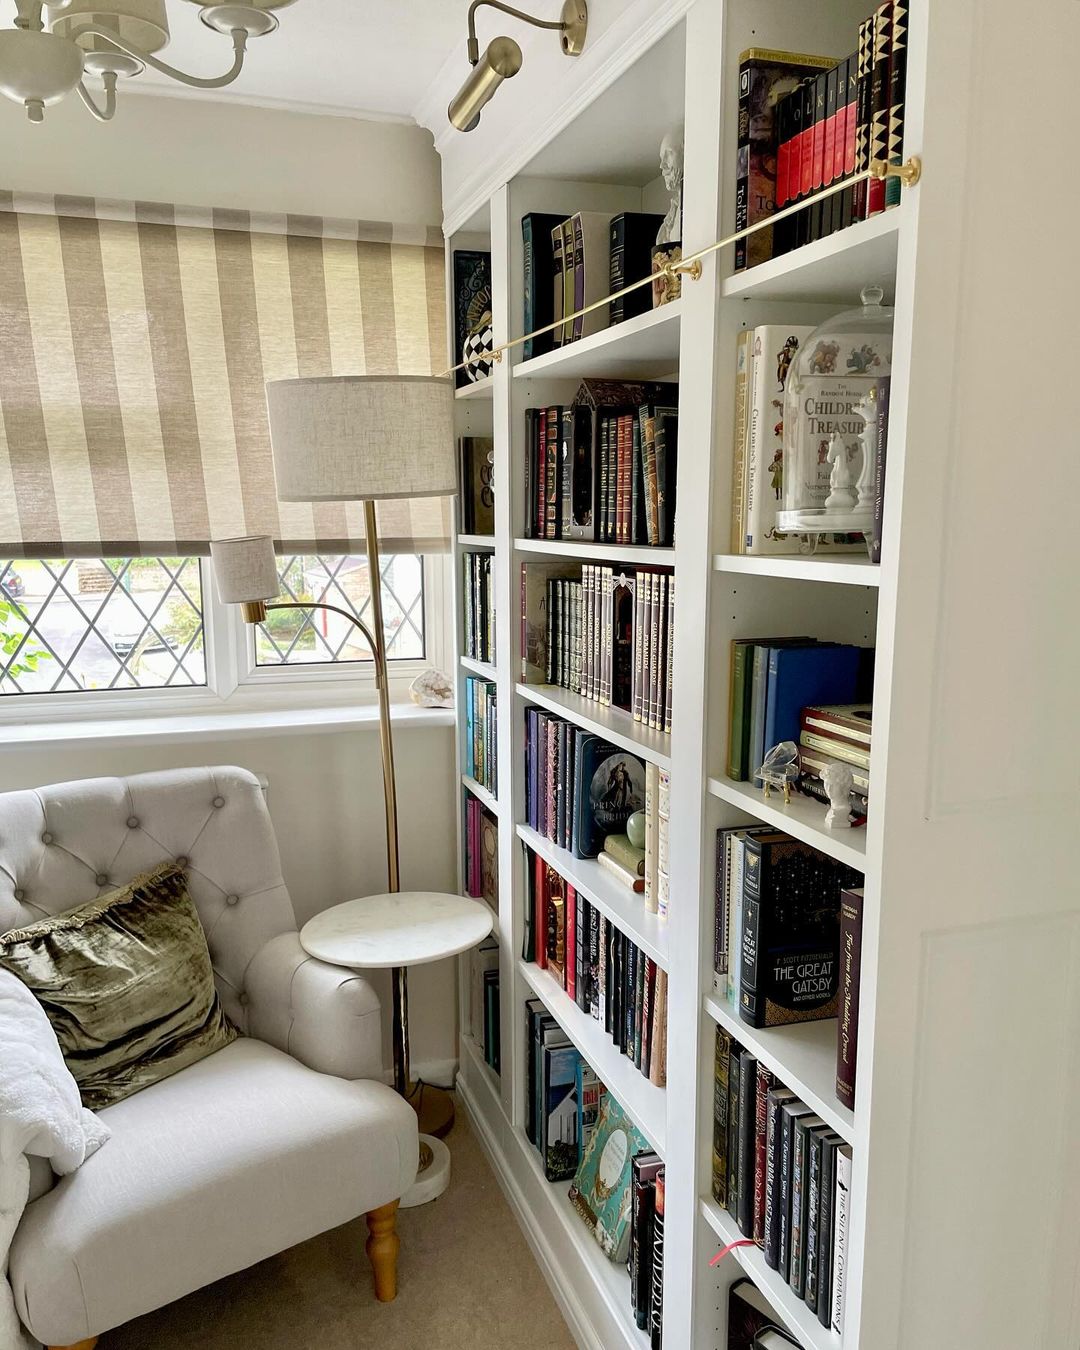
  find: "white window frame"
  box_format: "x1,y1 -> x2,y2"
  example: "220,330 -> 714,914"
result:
0,554 -> 452,726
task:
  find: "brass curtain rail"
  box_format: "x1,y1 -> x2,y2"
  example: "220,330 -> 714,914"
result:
443,154 -> 921,379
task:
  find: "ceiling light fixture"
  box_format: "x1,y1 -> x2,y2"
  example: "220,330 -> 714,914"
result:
0,0 -> 294,123
448,0 -> 587,132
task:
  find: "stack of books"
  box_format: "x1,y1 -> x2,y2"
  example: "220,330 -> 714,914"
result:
725,637 -> 870,787
525,852 -> 668,1089
464,799 -> 498,913
798,703 -> 871,813
521,211 -> 663,361
712,1027 -> 853,1338
525,1001 -> 600,1181
470,938 -> 500,1072
523,380 -> 678,546
713,826 -> 862,1028
522,562 -> 674,734
463,551 -> 494,664
733,4 -> 909,273
463,676 -> 496,794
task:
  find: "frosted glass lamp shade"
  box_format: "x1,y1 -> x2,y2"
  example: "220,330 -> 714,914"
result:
210,535 -> 279,604
265,375 -> 456,503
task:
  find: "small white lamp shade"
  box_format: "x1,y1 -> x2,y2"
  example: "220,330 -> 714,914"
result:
265,375 -> 457,503
209,535 -> 279,605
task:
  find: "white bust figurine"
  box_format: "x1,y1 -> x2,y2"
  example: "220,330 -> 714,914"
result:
656,130 -> 684,245
822,761 -> 855,829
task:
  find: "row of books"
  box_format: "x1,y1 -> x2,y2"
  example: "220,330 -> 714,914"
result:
523,1014 -> 666,1347
523,382 -> 678,547
463,675 -> 497,795
714,825 -> 863,1033
469,938 -> 500,1074
462,551 -> 494,664
524,852 -> 668,1089
712,1026 -> 853,1337
728,325 -> 877,559
457,435 -> 495,536
463,797 -> 498,913
521,210 -> 663,361
735,3 -> 908,272
523,562 -> 674,734
726,637 -> 870,789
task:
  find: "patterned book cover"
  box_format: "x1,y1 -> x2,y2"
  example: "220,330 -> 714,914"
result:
866,3 -> 893,217
886,1 -> 908,207
569,1093 -> 649,1263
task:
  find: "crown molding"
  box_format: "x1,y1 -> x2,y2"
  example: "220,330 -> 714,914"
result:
127,80 -> 419,125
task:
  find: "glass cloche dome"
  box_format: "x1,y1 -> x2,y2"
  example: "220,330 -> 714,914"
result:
776,284 -> 894,541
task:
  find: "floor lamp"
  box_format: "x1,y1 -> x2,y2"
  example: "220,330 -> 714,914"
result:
209,373 -> 457,1140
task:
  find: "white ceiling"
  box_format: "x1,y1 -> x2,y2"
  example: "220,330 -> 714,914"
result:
72,0 -> 474,122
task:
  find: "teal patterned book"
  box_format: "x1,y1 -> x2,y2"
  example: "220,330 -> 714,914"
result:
568,1093 -> 648,1262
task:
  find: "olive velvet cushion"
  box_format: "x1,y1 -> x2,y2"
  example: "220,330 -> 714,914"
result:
0,861 -> 237,1109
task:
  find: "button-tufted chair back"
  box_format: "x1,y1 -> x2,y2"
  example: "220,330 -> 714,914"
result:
0,766 -> 296,1031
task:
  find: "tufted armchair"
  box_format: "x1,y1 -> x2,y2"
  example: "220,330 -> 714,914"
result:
0,766 -> 418,1350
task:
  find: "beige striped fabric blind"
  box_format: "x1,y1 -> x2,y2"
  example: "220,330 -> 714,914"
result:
0,192 -> 450,557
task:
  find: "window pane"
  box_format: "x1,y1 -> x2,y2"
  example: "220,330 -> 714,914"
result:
254,554 -> 425,667
0,558 -> 206,695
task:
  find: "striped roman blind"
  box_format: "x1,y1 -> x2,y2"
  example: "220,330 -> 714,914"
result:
0,192 -> 450,557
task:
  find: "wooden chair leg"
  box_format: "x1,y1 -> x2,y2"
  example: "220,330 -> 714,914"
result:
48,1340 -> 97,1350
365,1198 -> 400,1302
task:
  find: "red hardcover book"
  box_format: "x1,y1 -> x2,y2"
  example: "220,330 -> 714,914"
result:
565,883 -> 577,1000
544,406 -> 562,539
836,888 -> 864,1109
534,851 -> 547,970
866,3 -> 893,218
822,63 -> 838,224
535,407 -> 547,539
808,71 -> 828,243
778,83 -> 805,255
797,76 -> 816,248
774,89 -> 793,246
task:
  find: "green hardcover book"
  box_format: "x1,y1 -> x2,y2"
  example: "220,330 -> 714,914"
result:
569,1094 -> 649,1262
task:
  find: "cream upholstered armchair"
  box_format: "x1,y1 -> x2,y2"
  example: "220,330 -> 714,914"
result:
0,766 -> 418,1350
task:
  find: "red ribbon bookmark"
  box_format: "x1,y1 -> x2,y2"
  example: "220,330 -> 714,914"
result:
709,1237 -> 756,1267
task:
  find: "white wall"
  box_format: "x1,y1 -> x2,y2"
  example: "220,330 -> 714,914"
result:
0,722 -> 461,1079
0,91 -> 441,225
0,90 -> 458,1076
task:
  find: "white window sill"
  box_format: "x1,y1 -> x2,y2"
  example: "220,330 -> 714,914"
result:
0,700 -> 455,749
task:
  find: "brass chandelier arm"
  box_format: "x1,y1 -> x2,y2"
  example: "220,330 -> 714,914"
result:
465,0 -> 565,61
442,154 -> 923,379
68,23 -> 249,90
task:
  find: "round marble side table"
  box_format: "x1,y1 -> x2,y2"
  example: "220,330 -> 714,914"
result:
300,891 -> 494,1206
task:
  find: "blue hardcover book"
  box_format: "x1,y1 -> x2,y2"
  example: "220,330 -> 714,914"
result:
747,645 -> 773,784
762,644 -> 861,757
542,1042 -> 583,1181
572,734 -> 646,859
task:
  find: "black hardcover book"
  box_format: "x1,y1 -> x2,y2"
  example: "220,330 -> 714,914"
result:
624,940 -> 637,1056
522,212 -> 568,361
817,1135 -> 841,1327
575,892 -> 588,1012
805,1128 -> 841,1311
798,78 -> 817,249
886,1 -> 908,209
839,52 -> 857,231
649,1168 -> 665,1350
654,413 -> 678,547
735,1050 -> 759,1237
772,89 -> 794,257
853,18 -> 875,221
789,1112 -> 824,1297
763,1086 -> 797,1268
807,71 -> 829,244
609,211 -> 665,326
821,64 -> 840,239
726,1043 -> 743,1221
778,1100 -> 814,1281
630,1152 -> 663,1328
452,249 -> 491,389
866,3 -> 892,218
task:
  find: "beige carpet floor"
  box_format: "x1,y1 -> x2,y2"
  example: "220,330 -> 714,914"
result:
102,1106 -> 576,1350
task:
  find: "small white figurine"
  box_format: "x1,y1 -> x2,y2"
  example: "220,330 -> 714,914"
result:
409,668 -> 453,708
656,130 -> 684,245
824,431 -> 857,511
822,761 -> 855,829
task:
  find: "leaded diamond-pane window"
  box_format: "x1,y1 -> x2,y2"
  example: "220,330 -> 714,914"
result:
254,555 -> 425,667
0,558 -> 206,695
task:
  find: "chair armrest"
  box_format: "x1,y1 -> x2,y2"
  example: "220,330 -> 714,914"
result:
245,931 -> 384,1082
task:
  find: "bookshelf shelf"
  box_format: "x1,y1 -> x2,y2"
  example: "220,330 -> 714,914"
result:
512,302 -> 681,382
517,683 -> 672,769
719,209 -> 902,305
517,822 -> 670,970
704,993 -> 854,1144
462,773 -> 498,815
713,554 -> 881,587
519,958 -> 666,1156
461,653 -> 497,679
517,537 -> 677,567
457,533 -> 496,550
461,1030 -> 502,1097
706,777 -> 867,872
456,374 -> 494,400
700,1198 -> 838,1350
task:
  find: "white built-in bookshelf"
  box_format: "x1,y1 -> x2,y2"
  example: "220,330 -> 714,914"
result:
441,2 -> 1076,1348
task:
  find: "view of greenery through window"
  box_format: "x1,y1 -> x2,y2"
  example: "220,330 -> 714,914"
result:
0,558 -> 205,695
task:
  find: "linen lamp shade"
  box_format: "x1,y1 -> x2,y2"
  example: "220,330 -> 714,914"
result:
265,375 -> 456,503
209,534 -> 278,605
